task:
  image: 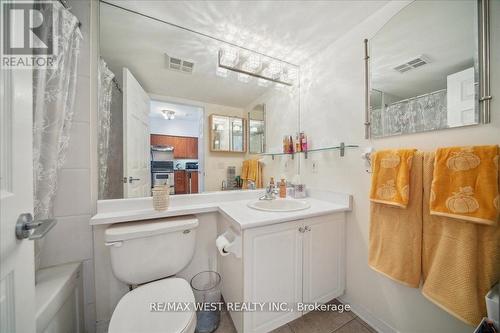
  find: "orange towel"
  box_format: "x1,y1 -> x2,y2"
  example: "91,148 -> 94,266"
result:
242,159 -> 263,189
430,145 -> 499,226
370,149 -> 417,208
368,152 -> 423,288
422,152 -> 500,326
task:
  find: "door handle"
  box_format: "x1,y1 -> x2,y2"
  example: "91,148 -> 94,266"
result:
15,213 -> 57,240
128,176 -> 141,183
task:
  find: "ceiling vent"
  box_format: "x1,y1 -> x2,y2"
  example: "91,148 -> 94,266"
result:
166,54 -> 194,74
394,55 -> 430,73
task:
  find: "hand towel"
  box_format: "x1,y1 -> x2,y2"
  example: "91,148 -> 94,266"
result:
422,152 -> 500,326
368,151 -> 423,288
370,149 -> 417,208
241,160 -> 249,180
430,145 -> 499,226
242,159 -> 263,189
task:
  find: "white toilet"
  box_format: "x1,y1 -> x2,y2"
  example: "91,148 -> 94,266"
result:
105,215 -> 199,333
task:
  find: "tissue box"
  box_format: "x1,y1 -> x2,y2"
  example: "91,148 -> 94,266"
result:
293,184 -> 306,198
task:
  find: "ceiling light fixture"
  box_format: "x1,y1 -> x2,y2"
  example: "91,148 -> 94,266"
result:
162,110 -> 176,120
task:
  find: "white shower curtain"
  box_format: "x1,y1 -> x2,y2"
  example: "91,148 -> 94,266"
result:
33,2 -> 82,268
98,59 -> 115,199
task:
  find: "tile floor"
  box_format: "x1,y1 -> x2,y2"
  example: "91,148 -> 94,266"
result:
215,300 -> 376,333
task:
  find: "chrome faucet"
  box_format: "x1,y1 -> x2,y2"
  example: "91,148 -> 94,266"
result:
247,180 -> 256,190
259,180 -> 278,200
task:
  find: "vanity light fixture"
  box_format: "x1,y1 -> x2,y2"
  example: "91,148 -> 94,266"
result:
217,47 -> 295,86
162,110 -> 176,120
219,47 -> 239,67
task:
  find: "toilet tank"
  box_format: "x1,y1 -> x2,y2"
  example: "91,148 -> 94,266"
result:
105,216 -> 199,285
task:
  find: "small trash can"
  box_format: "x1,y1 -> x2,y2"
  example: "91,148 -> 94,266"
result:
190,271 -> 222,333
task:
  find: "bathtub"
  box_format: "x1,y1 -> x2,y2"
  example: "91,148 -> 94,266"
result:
36,262 -> 84,333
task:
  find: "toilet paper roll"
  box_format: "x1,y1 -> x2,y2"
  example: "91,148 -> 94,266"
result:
216,234 -> 231,256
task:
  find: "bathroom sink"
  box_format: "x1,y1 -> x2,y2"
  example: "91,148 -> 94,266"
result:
247,199 -> 311,212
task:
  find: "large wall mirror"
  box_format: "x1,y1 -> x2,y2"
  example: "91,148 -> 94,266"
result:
98,2 -> 300,199
366,0 -> 491,138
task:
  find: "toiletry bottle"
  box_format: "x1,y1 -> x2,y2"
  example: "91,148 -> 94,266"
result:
279,178 -> 286,198
283,136 -> 287,153
295,133 -> 301,152
301,133 -> 308,151
289,135 -> 294,153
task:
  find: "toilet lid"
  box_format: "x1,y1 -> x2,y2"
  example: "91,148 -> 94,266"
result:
109,278 -> 196,333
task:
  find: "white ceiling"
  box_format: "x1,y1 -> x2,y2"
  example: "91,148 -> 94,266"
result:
371,0 -> 476,100
103,0 -> 388,64
100,0 -> 388,108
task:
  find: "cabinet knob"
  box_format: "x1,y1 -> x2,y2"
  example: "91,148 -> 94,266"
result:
305,226 -> 311,232
298,227 -> 305,233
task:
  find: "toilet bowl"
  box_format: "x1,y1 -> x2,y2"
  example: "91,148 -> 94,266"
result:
108,278 -> 196,333
105,216 -> 199,333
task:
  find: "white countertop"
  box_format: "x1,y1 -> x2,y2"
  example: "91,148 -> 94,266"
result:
90,189 -> 352,230
218,198 -> 349,229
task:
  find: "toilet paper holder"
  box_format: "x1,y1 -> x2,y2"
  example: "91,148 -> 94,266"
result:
216,229 -> 242,258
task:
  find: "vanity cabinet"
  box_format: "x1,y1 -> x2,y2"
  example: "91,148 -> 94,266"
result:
221,213 -> 345,333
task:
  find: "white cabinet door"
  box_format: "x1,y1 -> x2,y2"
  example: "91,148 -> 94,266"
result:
243,220 -> 303,333
302,214 -> 345,305
123,68 -> 151,198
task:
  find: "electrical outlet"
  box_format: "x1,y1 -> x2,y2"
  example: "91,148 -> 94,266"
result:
312,160 -> 319,173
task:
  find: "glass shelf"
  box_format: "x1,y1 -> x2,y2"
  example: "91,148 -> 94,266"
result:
261,142 -> 359,159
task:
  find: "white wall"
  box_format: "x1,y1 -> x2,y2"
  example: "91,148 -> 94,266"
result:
298,1 -> 500,332
39,0 -> 96,332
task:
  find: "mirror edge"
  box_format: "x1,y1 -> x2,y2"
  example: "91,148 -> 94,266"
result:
363,0 -> 492,140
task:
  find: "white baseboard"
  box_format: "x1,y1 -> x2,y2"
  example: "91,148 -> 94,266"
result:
337,296 -> 398,333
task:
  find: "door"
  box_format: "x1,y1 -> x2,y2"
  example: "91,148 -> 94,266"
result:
244,220 -> 303,333
123,68 -> 150,197
447,67 -> 476,127
0,68 -> 36,331
189,171 -> 198,194
174,171 -> 186,194
302,214 -> 345,305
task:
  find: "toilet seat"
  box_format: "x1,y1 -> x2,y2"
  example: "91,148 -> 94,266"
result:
108,278 -> 196,333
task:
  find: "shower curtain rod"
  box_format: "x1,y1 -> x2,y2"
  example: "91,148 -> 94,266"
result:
58,0 -> 82,28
